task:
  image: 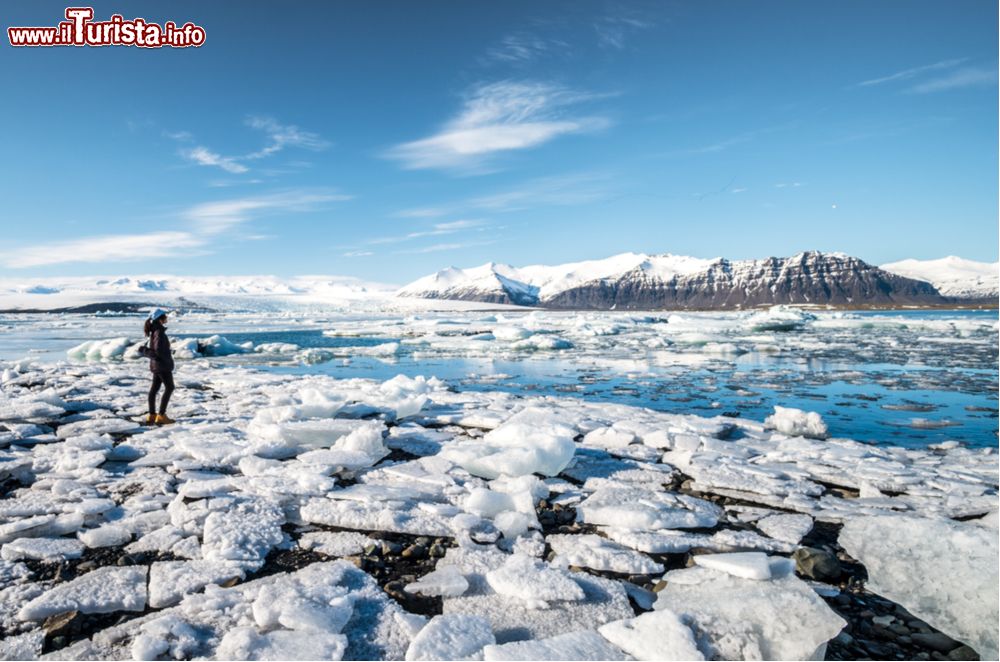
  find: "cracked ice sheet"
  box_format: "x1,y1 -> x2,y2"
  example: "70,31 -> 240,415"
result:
20,566 -> 148,621
654,560 -> 846,660
148,560 -> 250,608
575,486 -> 722,530
439,547 -> 633,644
45,561 -> 416,661
840,515 -> 999,660
547,534 -> 664,575
483,630 -> 629,661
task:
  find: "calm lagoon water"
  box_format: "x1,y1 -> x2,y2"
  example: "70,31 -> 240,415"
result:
1,308 -> 996,448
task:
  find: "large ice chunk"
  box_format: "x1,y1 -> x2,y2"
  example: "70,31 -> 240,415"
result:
201,498 -> 284,567
576,487 -> 722,530
405,564 -> 470,598
598,609 -> 705,661
1,537 -> 84,562
149,561 -> 248,608
840,515 -> 999,660
405,614 -> 494,661
764,406 -> 829,440
19,566 -> 148,621
441,407 -> 576,479
548,533 -> 663,575
693,552 -> 773,580
216,627 -> 348,661
486,554 -> 585,608
483,630 -> 629,661
654,561 -> 846,660
756,513 -> 813,545
442,547 -> 632,643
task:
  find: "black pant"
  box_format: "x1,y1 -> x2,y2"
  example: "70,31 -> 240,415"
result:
149,371 -> 175,415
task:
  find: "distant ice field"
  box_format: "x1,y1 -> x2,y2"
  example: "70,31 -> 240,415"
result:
1,307 -> 996,448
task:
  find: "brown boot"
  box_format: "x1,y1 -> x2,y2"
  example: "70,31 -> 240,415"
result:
146,413 -> 157,426
154,414 -> 175,425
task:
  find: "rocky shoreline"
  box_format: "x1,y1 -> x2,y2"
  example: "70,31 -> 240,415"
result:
0,358 -> 995,660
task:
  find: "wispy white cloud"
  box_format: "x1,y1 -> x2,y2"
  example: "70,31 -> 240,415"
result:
774,182 -> 804,189
178,116 -> 329,174
482,32 -> 569,65
907,67 -> 997,94
385,81 -> 611,172
1,231 -> 206,268
468,172 -> 613,211
342,250 -> 374,257
243,116 -> 329,159
183,146 -> 249,174
162,129 -> 193,141
858,58 -> 967,87
368,219 -> 487,246
594,14 -> 654,49
394,240 -> 495,255
2,189 -> 350,269
393,172 -> 612,218
184,190 -> 351,234
393,207 -> 450,219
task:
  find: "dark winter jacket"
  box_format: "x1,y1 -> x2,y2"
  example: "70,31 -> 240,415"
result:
148,324 -> 174,374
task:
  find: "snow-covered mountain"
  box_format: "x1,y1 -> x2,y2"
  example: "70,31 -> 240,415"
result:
881,256 -> 999,300
399,251 -> 976,309
0,275 -> 397,312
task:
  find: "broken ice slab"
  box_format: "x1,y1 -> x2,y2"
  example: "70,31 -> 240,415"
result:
575,486 -> 722,529
653,560 -> 846,660
547,533 -> 664,575
19,566 -> 148,621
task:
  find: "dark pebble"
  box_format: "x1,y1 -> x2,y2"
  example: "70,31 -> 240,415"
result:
946,645 -> 979,661
911,632 -> 961,653
402,544 -> 427,559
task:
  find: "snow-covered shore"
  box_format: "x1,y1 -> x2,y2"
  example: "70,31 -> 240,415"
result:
0,358 -> 996,660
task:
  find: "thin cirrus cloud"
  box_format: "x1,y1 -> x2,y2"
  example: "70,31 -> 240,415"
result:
1,232 -> 207,269
366,219 -> 487,246
393,172 -> 613,219
394,240 -> 496,255
857,58 -> 968,87
857,58 -> 996,94
180,116 -> 329,174
482,32 -> 569,65
384,81 -> 611,172
183,190 -> 349,235
593,14 -> 654,49
1,190 -> 348,268
907,67 -> 997,94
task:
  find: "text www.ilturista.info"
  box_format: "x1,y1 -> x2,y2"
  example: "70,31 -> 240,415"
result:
8,7 -> 205,48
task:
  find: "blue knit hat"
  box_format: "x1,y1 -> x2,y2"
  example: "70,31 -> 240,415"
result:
148,308 -> 169,322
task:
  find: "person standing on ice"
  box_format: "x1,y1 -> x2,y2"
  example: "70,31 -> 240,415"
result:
143,309 -> 175,425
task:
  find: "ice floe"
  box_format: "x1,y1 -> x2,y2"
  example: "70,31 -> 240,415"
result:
840,515 -> 999,660
0,343 -> 995,661
654,559 -> 847,659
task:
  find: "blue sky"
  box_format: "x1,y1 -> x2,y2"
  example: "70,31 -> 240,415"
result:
0,0 -> 996,284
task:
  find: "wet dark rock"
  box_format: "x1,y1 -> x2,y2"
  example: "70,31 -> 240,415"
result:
911,632 -> 962,653
793,546 -> 842,581
42,611 -> 78,635
946,645 -> 979,660
401,544 -> 427,560
115,553 -> 143,566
